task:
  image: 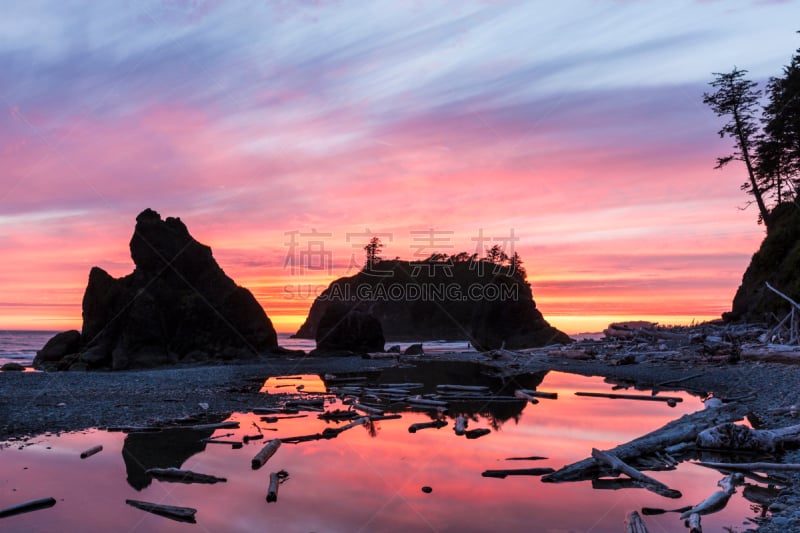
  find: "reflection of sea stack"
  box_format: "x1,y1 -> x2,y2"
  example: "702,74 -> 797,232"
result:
35,209 -> 278,370
296,257 -> 570,350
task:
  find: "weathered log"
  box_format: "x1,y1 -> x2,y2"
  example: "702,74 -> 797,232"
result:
125,499 -> 197,523
696,422 -> 800,452
201,439 -> 243,449
575,392 -> 682,406
145,467 -> 227,484
243,434 -> 264,443
0,497 -> 56,519
437,384 -> 490,393
679,474 -> 742,519
693,460 -> 800,473
80,445 -> 103,459
465,428 -> 491,439
266,470 -> 288,503
687,513 -> 701,533
481,467 -> 555,478
542,403 -> 747,483
513,390 -> 540,404
251,439 -> 282,470
406,397 -> 449,408
454,416 -> 468,436
189,421 -> 240,431
516,389 -> 558,400
351,402 -> 384,416
408,420 -> 448,433
591,449 -> 681,499
624,510 -> 649,533
380,382 -> 424,389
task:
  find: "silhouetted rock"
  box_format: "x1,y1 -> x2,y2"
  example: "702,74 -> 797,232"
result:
726,203 -> 800,322
33,330 -> 81,366
1,362 -> 25,372
37,209 -> 278,370
404,343 -> 424,356
315,304 -> 384,353
295,258 -> 570,350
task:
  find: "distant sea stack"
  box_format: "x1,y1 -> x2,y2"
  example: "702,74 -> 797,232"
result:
295,257 -> 571,350
35,209 -> 278,370
726,202 -> 800,323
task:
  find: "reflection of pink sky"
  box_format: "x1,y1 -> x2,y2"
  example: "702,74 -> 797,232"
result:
0,372 -> 760,532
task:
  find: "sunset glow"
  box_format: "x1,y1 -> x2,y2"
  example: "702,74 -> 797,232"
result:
1,1 -> 797,334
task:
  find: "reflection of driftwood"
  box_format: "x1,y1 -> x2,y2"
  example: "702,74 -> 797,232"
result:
125,499 -> 197,523
679,474 -> 743,519
624,510 -> 649,533
591,449 -> 681,499
251,439 -> 281,470
506,455 -> 547,461
543,404 -> 747,483
697,422 -> 800,451
80,445 -> 103,459
408,420 -> 448,433
592,478 -> 642,490
464,428 -> 491,439
145,467 -> 226,484
694,460 -> 800,472
640,505 -> 692,516
319,409 -> 359,421
0,497 -> 56,519
481,468 -> 555,478
281,417 -> 371,444
189,421 -> 240,431
575,392 -> 682,406
743,484 -> 781,506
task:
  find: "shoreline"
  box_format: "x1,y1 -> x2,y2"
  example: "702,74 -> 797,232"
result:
2,349 -> 799,530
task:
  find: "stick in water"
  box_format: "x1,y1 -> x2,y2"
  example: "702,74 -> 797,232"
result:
80,445 -> 103,459
0,497 -> 57,519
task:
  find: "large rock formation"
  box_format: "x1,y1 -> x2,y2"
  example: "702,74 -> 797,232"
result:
726,202 -> 800,323
35,209 -> 278,370
315,304 -> 385,353
295,258 -> 571,350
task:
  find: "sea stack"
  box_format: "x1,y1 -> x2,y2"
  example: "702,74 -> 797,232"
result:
35,209 -> 278,370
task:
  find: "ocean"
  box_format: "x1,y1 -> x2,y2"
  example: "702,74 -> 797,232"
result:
0,331 -> 477,368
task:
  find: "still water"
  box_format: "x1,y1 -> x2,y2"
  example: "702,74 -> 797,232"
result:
0,370 -> 765,532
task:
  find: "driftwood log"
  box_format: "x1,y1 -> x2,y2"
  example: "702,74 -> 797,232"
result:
266,470 -> 289,502
694,460 -> 800,473
624,510 -> 649,533
125,500 -> 197,523
679,474 -> 743,519
696,422 -> 800,451
687,513 -> 701,533
481,468 -> 555,478
464,428 -> 491,439
80,445 -> 103,459
251,439 -> 282,470
516,389 -> 558,400
145,467 -> 226,484
408,420 -> 448,433
574,392 -> 682,407
0,497 -> 56,519
542,403 -> 747,483
591,449 -> 681,499
454,416 -> 468,436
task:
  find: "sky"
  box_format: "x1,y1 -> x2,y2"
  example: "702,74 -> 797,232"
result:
1,0 -> 799,334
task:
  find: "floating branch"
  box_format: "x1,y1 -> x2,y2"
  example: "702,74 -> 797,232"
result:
465,428 -> 491,439
0,497 -> 56,519
125,500 -> 197,523
145,467 -> 226,484
515,389 -> 558,400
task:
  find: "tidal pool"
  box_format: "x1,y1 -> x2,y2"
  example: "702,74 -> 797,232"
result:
0,370 -> 771,532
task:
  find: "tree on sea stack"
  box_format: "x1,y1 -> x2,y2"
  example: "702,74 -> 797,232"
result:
364,237 -> 383,270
